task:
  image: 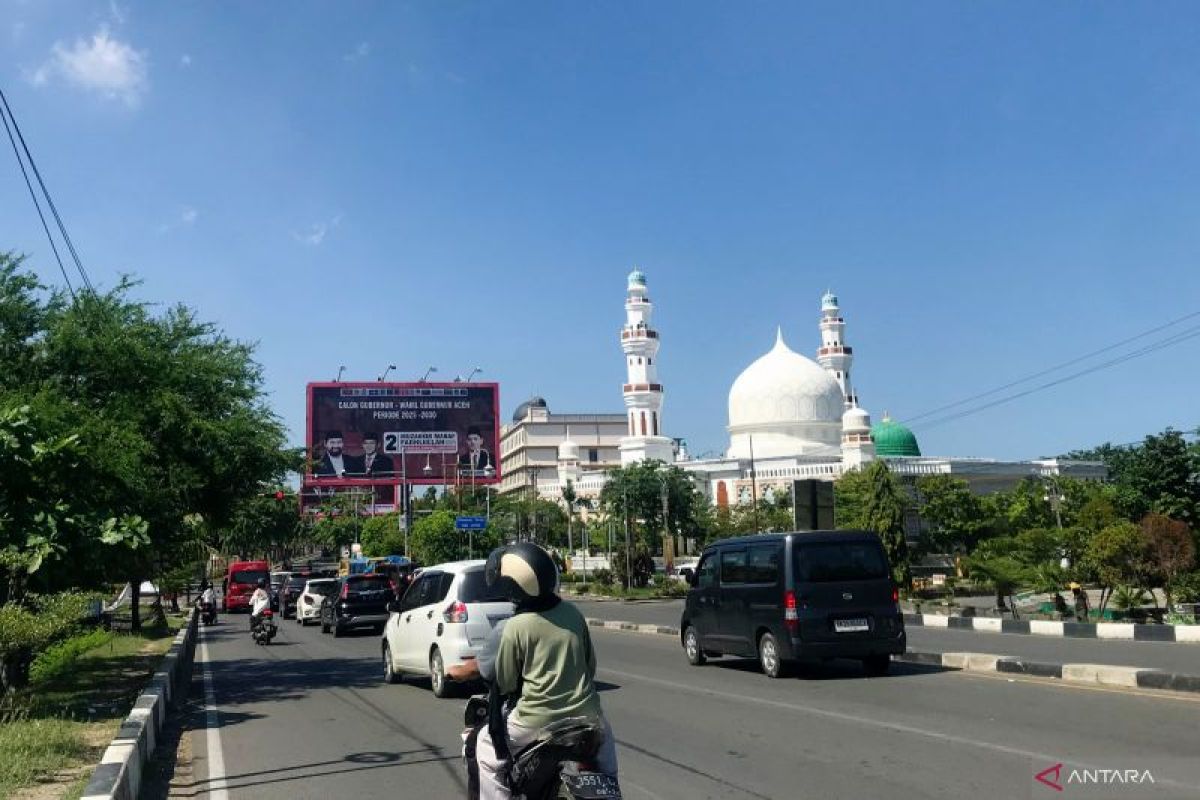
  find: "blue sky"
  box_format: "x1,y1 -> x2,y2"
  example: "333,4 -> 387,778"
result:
4,1 -> 1200,460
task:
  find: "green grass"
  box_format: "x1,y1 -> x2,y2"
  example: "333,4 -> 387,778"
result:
0,618 -> 183,798
0,718 -> 91,799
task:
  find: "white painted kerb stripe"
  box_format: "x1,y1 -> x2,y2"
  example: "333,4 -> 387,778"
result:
1175,625 -> 1200,643
923,614 -> 949,628
1096,623 -> 1135,640
199,633 -> 230,800
972,618 -> 1002,633
1029,620 -> 1064,636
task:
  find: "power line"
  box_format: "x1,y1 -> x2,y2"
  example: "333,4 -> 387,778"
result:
913,323 -> 1200,431
0,90 -> 76,302
0,86 -> 95,296
903,308 -> 1200,425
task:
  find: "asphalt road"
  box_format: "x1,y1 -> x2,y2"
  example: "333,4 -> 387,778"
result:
571,598 -> 1200,675
184,605 -> 1200,800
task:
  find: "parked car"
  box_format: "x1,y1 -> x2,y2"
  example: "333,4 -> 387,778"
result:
381,560 -> 514,698
222,560 -> 270,613
279,573 -> 311,618
296,578 -> 337,625
680,530 -> 905,678
269,570 -> 291,611
320,574 -> 395,637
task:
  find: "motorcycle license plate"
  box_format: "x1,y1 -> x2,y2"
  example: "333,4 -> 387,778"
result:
561,772 -> 621,798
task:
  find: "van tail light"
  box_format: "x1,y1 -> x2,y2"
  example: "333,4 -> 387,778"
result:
340,583 -> 350,600
784,590 -> 799,635
388,580 -> 398,595
892,586 -> 899,603
443,601 -> 468,623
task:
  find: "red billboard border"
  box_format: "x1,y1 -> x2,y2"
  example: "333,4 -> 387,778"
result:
304,381 -> 501,486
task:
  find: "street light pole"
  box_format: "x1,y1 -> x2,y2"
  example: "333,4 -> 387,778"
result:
748,434 -> 761,534
622,480 -> 631,592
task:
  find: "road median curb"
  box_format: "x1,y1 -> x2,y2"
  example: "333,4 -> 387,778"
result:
81,609 -> 199,800
902,612 -> 1200,644
586,617 -> 1200,697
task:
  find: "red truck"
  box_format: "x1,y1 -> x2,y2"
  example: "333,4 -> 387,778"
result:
223,560 -> 270,612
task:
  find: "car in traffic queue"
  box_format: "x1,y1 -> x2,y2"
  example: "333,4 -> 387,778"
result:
296,578 -> 337,625
269,570 -> 291,611
381,560 -> 514,698
222,560 -> 270,613
680,530 -> 905,678
278,572 -> 311,618
319,574 -> 395,637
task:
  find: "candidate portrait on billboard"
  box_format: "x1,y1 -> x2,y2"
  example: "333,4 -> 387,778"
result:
306,382 -> 500,485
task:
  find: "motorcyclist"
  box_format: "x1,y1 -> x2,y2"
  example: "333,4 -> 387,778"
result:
249,578 -> 270,631
199,581 -> 217,620
465,543 -> 618,800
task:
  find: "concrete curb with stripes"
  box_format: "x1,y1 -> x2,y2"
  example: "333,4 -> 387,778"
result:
585,617 -> 1200,696
81,609 -> 199,800
903,613 -> 1200,643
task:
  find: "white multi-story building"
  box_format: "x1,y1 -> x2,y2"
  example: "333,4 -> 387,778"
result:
498,398 -> 626,498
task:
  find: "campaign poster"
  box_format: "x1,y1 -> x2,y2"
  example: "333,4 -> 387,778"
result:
306,382 -> 500,485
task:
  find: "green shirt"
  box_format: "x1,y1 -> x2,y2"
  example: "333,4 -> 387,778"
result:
494,600 -> 603,728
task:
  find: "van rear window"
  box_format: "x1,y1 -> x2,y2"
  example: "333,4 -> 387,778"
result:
795,542 -> 887,583
458,569 -> 508,603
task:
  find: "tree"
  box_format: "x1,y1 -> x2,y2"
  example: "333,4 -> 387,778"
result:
1131,431 -> 1200,526
1140,514 -> 1195,610
834,468 -> 872,530
858,462 -> 911,587
1085,521 -> 1145,613
408,510 -> 500,566
0,258 -> 294,629
914,475 -> 992,553
599,462 -> 705,554
359,513 -> 406,558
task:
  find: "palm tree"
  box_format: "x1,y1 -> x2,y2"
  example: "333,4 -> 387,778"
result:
561,480 -> 578,563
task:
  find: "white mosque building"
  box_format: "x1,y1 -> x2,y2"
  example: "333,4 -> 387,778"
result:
532,270 -> 1105,508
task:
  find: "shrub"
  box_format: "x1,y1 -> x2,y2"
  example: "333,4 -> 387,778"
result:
593,569 -> 614,587
575,584 -> 590,595
29,629 -> 113,686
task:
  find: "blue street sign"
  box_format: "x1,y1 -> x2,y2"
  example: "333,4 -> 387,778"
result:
455,516 -> 487,531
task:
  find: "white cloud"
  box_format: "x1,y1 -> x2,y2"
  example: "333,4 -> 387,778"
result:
180,53 -> 192,67
30,27 -> 148,106
344,41 -> 370,62
108,0 -> 127,26
292,214 -> 342,246
181,207 -> 198,224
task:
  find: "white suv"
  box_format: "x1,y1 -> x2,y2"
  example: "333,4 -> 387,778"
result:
296,578 -> 337,625
381,560 -> 513,698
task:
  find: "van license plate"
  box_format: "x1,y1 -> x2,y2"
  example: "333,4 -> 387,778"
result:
834,618 -> 869,632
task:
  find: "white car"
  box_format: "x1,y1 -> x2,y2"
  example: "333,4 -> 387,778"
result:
296,578 -> 337,625
381,560 -> 513,698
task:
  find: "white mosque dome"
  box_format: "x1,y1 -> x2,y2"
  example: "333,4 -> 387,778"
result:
842,405 -> 871,433
727,328 -> 845,459
558,437 -> 580,461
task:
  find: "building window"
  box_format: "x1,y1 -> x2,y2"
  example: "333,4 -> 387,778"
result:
589,448 -> 598,463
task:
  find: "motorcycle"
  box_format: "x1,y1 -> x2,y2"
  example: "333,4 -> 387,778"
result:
462,695 -> 621,799
251,610 -> 277,645
198,599 -> 217,626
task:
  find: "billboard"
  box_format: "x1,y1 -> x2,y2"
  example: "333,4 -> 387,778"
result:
305,382 -> 500,485
299,483 -> 397,515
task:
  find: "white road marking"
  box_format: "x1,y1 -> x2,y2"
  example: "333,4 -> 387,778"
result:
599,666 -> 1198,793
199,632 -> 230,800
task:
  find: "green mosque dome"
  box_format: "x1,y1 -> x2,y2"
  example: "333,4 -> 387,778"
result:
871,415 -> 921,457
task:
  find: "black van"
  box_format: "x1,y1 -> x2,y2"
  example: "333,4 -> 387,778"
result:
680,531 -> 905,677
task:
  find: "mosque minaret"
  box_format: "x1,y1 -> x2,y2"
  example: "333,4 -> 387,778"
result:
817,290 -> 858,409
618,269 -> 675,465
